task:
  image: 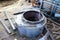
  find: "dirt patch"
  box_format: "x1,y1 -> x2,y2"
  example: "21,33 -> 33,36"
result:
0,0 -> 18,7
47,20 -> 60,40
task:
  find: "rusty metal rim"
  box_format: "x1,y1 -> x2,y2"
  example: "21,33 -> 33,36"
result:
22,10 -> 45,24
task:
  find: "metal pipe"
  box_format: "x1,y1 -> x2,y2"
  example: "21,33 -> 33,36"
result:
45,26 -> 54,40
43,1 -> 60,8
39,0 -> 43,9
0,18 -> 11,34
4,11 -> 16,30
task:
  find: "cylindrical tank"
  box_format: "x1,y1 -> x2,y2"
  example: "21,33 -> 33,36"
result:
14,9 -> 46,37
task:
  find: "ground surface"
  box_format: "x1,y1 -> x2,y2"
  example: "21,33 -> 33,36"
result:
47,19 -> 60,40
0,0 -> 60,40
0,0 -> 18,7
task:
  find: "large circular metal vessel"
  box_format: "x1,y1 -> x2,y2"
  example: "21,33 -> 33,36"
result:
14,9 -> 46,37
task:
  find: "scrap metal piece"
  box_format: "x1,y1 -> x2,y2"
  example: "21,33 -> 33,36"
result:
4,11 -> 16,30
45,26 -> 54,40
0,18 -> 11,34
